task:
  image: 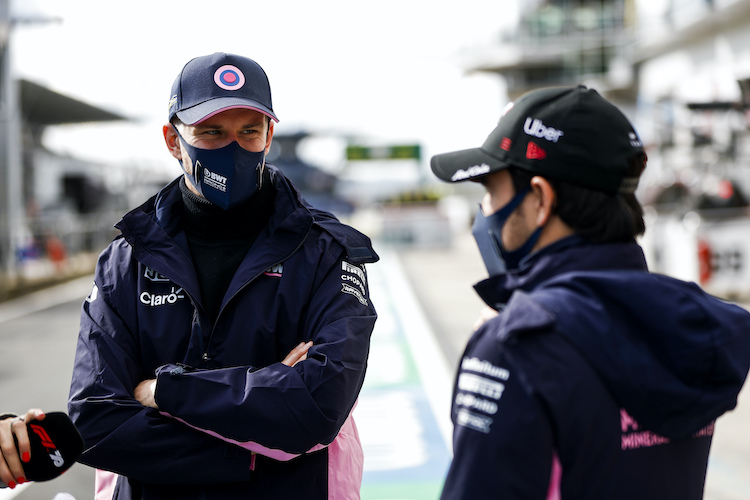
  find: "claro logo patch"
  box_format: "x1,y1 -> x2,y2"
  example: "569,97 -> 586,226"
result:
140,267 -> 186,307
140,287 -> 185,307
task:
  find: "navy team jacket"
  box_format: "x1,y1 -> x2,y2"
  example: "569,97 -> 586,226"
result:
69,166 -> 378,499
441,237 -> 750,500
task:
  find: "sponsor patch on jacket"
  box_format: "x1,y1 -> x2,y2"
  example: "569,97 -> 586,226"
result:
454,357 -> 510,434
264,264 -> 283,278
140,287 -> 186,307
144,267 -> 170,282
138,267 -> 186,307
340,261 -> 368,305
619,409 -> 714,450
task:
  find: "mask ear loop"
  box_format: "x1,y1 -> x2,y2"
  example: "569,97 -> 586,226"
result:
173,126 -> 204,197
257,126 -> 273,190
257,157 -> 265,190
483,186 -> 530,226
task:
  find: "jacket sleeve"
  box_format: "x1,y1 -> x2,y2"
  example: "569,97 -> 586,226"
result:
68,245 -> 255,484
439,323 -> 556,499
153,242 -> 377,456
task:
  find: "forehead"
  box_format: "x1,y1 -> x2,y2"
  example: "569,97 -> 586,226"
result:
194,107 -> 268,128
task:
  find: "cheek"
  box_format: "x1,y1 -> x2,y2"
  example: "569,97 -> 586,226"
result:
500,218 -> 515,249
181,149 -> 195,175
501,209 -> 530,249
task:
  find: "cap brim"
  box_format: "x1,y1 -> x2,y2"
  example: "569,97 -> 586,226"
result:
176,97 -> 279,125
430,147 -> 508,183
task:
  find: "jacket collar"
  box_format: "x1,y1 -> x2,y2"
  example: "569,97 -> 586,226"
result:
474,236 -> 649,310
115,166 -> 313,301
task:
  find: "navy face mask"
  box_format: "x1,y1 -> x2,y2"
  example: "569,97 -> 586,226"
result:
471,187 -> 543,274
176,129 -> 266,210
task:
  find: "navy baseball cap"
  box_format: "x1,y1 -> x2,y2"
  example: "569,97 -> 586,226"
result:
431,85 -> 645,194
168,52 -> 279,125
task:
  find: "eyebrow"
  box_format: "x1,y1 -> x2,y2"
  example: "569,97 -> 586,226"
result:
194,121 -> 265,132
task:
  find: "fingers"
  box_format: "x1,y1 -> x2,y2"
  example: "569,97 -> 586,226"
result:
16,409 -> 44,470
281,341 -> 313,367
22,409 -> 45,424
295,352 -> 308,366
0,414 -> 31,488
0,416 -> 15,488
134,380 -> 158,409
9,418 -> 29,483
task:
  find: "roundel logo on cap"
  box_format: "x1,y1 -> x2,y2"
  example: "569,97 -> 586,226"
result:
214,65 -> 245,91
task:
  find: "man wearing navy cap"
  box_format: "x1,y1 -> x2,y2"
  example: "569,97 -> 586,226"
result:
431,86 -> 750,499
68,53 -> 378,499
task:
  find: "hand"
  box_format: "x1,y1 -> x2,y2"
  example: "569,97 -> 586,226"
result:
135,379 -> 158,409
134,341 -> 312,410
282,341 -> 312,367
474,306 -> 499,331
0,409 -> 45,489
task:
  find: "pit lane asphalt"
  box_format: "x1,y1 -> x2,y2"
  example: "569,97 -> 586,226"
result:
1,229 -> 748,499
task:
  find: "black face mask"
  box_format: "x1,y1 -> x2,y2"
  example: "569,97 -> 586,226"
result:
471,187 -> 543,274
176,129 -> 265,210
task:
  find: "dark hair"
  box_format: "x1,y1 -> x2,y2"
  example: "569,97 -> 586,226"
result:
509,154 -> 647,243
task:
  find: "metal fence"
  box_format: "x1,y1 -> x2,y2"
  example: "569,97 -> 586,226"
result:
0,209 -> 121,298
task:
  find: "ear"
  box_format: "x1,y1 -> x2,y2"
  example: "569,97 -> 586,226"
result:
529,176 -> 557,227
163,123 -> 182,160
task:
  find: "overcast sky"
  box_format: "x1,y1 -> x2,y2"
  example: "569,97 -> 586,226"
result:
10,0 -> 516,178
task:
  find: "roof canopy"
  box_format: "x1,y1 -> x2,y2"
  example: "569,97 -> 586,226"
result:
20,79 -> 126,125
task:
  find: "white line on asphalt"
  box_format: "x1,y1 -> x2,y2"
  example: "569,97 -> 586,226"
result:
0,275 -> 94,325
377,248 -> 454,450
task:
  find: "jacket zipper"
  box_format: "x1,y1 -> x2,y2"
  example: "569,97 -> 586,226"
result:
200,224 -> 312,364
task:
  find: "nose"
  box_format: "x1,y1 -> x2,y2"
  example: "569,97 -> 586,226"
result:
209,134 -> 243,151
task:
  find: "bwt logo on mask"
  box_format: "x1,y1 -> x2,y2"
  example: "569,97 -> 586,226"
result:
202,167 -> 228,193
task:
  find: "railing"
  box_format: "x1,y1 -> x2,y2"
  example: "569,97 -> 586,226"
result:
0,209 -> 122,298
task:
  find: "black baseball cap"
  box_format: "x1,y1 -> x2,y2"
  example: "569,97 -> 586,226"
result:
21,412 -> 84,482
431,85 -> 645,194
168,52 -> 279,125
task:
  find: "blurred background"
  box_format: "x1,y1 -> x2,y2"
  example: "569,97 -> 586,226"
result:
2,0 -> 750,499
4,0 -> 750,300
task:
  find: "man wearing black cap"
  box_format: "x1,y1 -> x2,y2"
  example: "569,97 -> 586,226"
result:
68,53 -> 378,499
431,86 -> 750,499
